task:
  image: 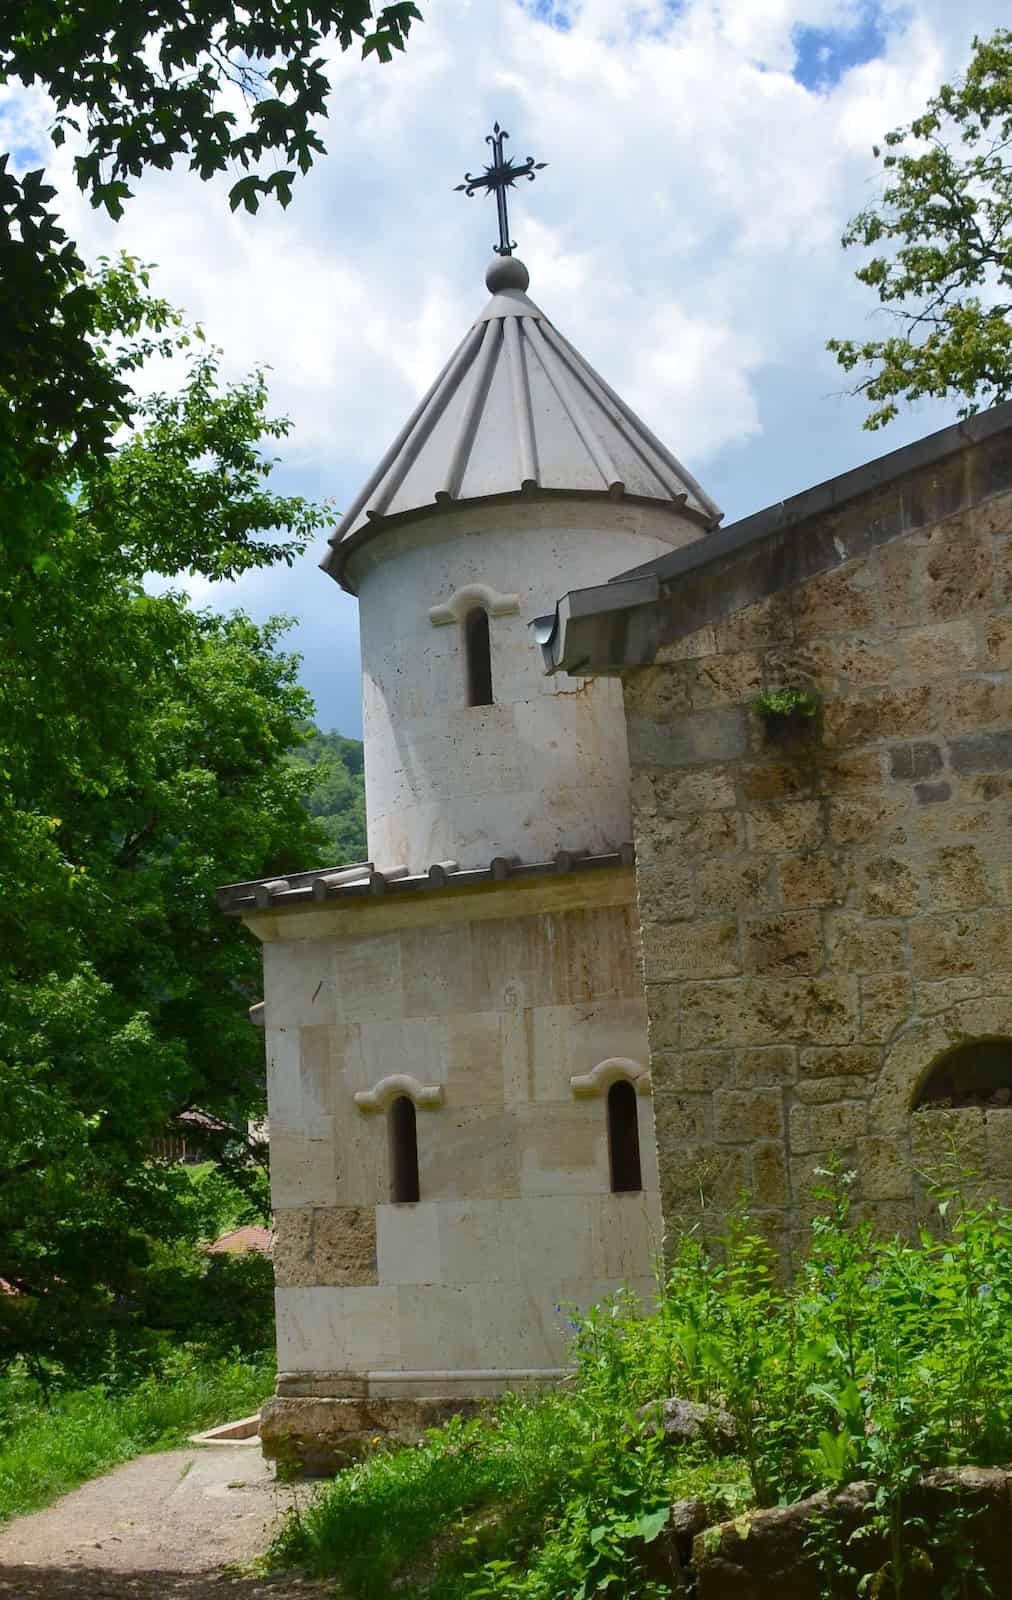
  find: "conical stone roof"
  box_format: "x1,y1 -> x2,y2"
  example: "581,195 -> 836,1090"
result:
321,256 -> 722,588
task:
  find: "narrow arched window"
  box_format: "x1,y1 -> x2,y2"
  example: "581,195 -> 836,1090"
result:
607,1080 -> 642,1194
464,607 -> 493,707
388,1096 -> 420,1203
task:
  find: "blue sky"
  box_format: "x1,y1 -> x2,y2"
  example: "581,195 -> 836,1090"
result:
2,0 -> 1005,738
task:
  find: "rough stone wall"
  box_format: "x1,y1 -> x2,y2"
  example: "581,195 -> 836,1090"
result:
625,487 -> 1012,1263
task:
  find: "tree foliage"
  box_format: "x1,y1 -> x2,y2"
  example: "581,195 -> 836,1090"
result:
1,2 -> 421,472
2,2 -> 421,219
292,729 -> 367,863
0,262 -> 333,1379
829,28 -> 1012,429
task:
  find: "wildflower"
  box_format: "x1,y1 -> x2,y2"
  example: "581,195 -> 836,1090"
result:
978,1284 -> 992,1298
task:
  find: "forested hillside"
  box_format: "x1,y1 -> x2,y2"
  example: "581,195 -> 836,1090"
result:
292,729 -> 367,864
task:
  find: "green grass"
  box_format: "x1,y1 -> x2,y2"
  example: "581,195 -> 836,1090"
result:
270,1390 -> 748,1600
269,1175 -> 1012,1600
0,1347 -> 274,1522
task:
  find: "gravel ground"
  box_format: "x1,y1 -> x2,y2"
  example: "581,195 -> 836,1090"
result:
0,1444 -> 332,1599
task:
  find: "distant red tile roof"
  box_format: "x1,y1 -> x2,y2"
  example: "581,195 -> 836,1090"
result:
205,1226 -> 273,1256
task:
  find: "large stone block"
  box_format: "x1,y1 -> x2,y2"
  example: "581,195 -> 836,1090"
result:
948,730 -> 1012,774
621,665 -> 691,720
696,860 -> 771,912
799,1045 -> 881,1080
778,852 -> 838,907
912,913 -> 977,977
642,917 -> 741,982
828,792 -> 907,845
654,1049 -> 731,1093
859,973 -> 913,1043
835,634 -> 897,684
273,1206 -> 378,1289
750,1141 -> 789,1208
985,614 -> 1012,668
714,1088 -> 785,1142
742,912 -> 822,976
680,977 -> 858,1048
901,620 -> 977,676
936,677 -> 1007,732
888,740 -> 943,781
659,1143 -> 749,1213
689,651 -> 762,707
746,801 -> 824,852
862,855 -> 921,916
799,561 -> 877,635
739,762 -> 814,802
815,751 -> 883,792
926,844 -> 993,910
627,706 -> 749,769
654,1090 -> 713,1145
826,913 -> 905,973
822,686 -> 933,750
638,864 -> 695,923
921,518 -> 994,618
631,765 -> 738,817
260,1395 -> 482,1475
732,1046 -> 797,1087
789,1099 -> 868,1154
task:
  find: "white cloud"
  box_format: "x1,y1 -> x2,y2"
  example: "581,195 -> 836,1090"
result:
3,0 -> 1008,735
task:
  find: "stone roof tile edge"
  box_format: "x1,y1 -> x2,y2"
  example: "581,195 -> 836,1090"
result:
218,846 -> 635,915
538,397 -> 1012,675
614,397 -> 1012,588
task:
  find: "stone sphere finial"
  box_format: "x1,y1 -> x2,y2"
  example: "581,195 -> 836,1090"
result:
485,255 -> 530,294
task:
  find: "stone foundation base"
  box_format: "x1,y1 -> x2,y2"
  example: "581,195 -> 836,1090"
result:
259,1394 -> 483,1475
261,1370 -> 570,1475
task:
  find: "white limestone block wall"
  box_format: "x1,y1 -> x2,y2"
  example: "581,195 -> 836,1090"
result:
260,885 -> 661,1394
348,499 -> 704,872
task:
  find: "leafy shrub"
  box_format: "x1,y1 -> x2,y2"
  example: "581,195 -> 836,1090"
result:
272,1174 -> 1012,1599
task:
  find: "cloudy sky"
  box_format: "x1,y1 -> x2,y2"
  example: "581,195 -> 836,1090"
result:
4,0 -> 1007,736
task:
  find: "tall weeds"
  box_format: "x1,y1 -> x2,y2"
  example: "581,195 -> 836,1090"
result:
272,1175 -> 1012,1599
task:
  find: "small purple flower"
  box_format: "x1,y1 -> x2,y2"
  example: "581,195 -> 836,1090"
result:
978,1284 -> 992,1298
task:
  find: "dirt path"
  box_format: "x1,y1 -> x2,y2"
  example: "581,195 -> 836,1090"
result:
0,1443 -> 332,1598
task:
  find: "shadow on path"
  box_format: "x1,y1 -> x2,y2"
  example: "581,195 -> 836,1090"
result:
0,1565 -> 330,1598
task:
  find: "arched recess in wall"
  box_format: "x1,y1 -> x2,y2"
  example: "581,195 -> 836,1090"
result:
913,1039 -> 1012,1109
870,1000 -> 1012,1135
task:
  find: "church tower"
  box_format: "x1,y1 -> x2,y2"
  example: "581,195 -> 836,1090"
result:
323,247 -> 719,872
220,131 -> 721,1470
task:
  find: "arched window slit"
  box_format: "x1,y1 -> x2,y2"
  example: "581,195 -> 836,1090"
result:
607,1079 -> 642,1194
389,1095 -> 420,1203
464,606 -> 493,707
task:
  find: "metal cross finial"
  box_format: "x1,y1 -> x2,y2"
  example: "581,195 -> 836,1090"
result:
455,123 -> 547,257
